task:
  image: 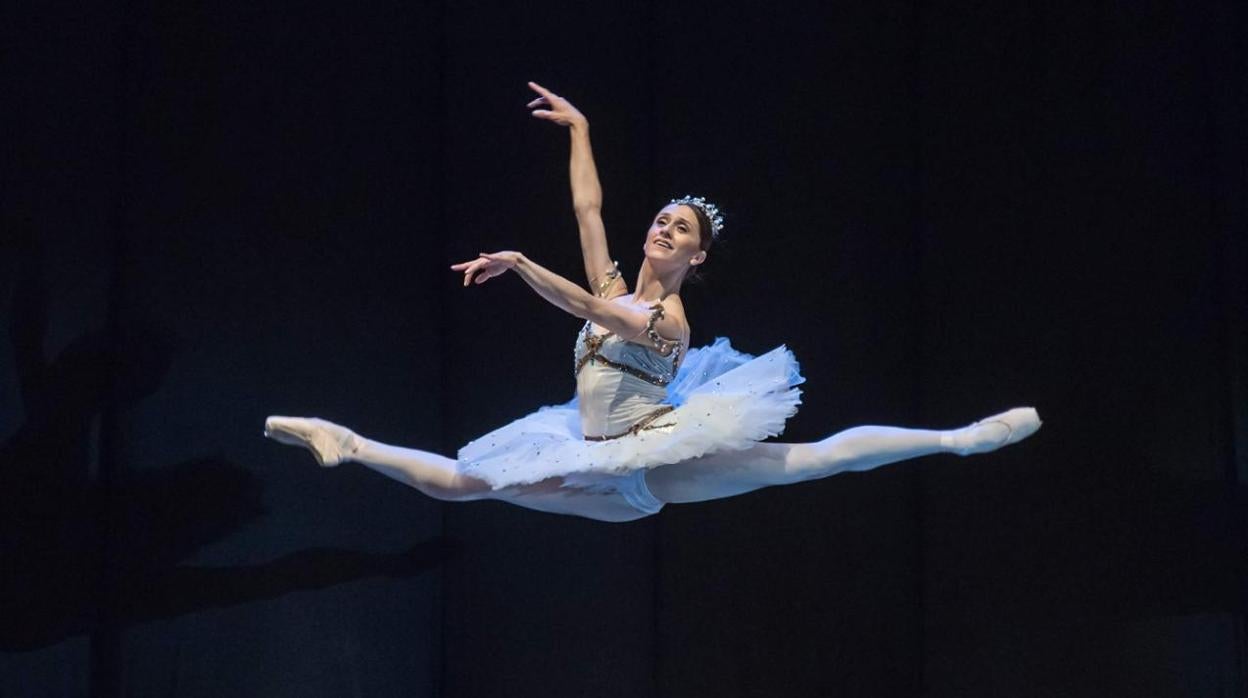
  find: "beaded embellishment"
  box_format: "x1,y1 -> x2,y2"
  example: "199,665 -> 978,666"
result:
575,334 -> 671,386
643,304 -> 684,366
574,304 -> 684,386
669,195 -> 724,238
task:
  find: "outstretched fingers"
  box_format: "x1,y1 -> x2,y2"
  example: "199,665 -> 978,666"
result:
526,81 -> 563,121
450,255 -> 502,287
450,257 -> 484,286
527,80 -> 556,100
526,82 -> 554,112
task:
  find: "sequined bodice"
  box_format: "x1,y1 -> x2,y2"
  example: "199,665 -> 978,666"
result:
574,322 -> 680,385
572,322 -> 683,439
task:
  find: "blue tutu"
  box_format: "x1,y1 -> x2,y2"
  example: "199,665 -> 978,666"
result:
457,337 -> 805,490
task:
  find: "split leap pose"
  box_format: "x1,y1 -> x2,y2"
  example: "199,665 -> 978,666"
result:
265,82 -> 1041,523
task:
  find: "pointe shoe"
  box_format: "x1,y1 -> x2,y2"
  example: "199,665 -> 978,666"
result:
264,416 -> 361,467
944,406 -> 1042,456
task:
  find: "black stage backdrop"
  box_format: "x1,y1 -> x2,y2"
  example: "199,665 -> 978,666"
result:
2,1 -> 1245,696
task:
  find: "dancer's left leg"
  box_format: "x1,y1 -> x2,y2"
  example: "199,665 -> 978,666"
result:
265,416 -> 654,520
265,416 -> 493,501
645,407 -> 1041,504
351,438 -> 495,501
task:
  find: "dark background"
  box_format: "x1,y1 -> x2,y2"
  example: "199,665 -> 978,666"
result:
3,0 -> 1245,696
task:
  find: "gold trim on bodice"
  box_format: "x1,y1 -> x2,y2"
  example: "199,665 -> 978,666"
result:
582,405 -> 676,441
574,303 -> 684,387
575,332 -> 670,386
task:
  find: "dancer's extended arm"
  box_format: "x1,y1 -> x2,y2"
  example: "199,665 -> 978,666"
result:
526,81 -> 625,299
450,251 -> 684,345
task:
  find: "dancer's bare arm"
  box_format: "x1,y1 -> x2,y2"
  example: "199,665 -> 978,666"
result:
450,251 -> 685,350
526,82 -> 626,300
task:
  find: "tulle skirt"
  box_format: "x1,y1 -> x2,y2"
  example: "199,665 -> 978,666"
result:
456,337 -> 805,491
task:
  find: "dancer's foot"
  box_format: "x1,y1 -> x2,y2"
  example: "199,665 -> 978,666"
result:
264,416 -> 362,467
941,407 -> 1042,456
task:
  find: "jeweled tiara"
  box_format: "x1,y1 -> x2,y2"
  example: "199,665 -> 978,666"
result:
669,195 -> 724,239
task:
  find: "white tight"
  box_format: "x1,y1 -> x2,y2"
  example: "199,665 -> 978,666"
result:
644,424 -> 959,504
349,438 -> 654,522
343,421 -> 992,521
348,439 -> 492,501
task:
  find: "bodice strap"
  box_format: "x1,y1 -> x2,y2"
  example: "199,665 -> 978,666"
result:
583,405 -> 676,441
573,304 -> 685,385
642,304 -> 684,368
576,331 -> 672,386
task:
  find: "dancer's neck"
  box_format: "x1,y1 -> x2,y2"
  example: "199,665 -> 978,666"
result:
632,259 -> 683,304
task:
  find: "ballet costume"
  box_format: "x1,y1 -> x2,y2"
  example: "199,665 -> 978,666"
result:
266,302 -> 1042,519
452,304 -> 804,504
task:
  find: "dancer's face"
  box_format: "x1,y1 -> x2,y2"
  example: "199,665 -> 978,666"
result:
644,204 -> 706,272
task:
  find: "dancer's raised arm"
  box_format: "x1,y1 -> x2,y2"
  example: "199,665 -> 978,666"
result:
450,251 -> 685,349
526,81 -> 626,300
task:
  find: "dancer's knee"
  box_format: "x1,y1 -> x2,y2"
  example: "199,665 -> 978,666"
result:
790,424 -> 948,478
422,471 -> 494,502
780,442 -> 836,481
785,430 -> 873,479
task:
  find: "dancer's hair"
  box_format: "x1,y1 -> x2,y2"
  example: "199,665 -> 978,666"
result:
678,203 -> 717,285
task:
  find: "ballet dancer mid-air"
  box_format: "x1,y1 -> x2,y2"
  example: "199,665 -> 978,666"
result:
265,81 -> 1041,523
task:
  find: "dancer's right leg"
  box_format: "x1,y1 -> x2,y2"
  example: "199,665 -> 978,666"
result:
351,438 -> 494,501
264,416 -> 493,501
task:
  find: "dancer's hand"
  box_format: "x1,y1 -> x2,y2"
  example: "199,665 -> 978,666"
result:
450,251 -> 524,287
526,81 -> 587,128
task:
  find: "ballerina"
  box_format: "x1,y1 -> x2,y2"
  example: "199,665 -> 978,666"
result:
264,81 -> 1041,523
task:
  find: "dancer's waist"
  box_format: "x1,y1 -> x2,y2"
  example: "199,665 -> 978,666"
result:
583,405 -> 676,441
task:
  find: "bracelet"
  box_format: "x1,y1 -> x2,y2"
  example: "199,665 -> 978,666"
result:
589,260 -> 621,298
